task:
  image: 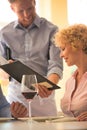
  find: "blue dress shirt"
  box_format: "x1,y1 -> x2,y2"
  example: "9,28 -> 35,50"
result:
0,15 -> 63,116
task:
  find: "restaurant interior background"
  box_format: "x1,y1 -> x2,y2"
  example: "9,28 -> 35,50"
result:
0,0 -> 87,111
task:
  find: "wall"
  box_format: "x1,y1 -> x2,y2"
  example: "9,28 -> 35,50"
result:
38,0 -> 68,29
51,0 -> 68,29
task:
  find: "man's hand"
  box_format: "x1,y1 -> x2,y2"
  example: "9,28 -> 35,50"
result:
10,102 -> 27,118
37,73 -> 59,98
38,84 -> 53,98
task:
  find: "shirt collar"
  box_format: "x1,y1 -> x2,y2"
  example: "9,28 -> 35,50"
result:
72,69 -> 87,78
13,14 -> 40,29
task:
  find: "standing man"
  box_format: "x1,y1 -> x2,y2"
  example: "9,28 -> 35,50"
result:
0,0 -> 63,116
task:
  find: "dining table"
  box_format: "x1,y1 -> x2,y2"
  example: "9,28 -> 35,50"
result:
0,116 -> 87,130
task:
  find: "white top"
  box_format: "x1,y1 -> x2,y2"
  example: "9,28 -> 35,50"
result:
6,81 -> 58,116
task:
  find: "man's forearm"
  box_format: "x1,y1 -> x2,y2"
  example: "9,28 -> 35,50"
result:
47,73 -> 60,84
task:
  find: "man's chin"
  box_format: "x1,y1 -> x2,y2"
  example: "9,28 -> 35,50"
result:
21,22 -> 31,27
23,20 -> 33,27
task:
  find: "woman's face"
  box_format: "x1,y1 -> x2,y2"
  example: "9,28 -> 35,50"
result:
11,0 -> 36,27
59,43 -> 80,66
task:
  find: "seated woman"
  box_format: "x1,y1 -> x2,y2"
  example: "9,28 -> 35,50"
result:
54,24 -> 87,121
0,86 -> 27,118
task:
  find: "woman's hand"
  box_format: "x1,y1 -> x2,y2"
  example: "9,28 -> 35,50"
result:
10,102 -> 27,118
77,111 -> 87,121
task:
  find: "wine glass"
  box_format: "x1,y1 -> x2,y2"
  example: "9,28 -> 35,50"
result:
21,74 -> 38,118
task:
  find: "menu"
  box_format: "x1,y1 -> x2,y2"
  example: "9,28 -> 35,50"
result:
0,58 -> 60,90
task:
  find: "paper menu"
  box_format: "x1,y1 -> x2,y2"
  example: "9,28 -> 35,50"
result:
38,82 -> 53,88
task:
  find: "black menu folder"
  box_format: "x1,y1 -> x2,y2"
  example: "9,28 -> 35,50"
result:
0,60 -> 60,90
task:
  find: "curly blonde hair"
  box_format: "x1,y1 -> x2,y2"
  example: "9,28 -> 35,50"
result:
54,24 -> 87,54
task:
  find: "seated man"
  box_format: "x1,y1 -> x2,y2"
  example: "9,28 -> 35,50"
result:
0,86 -> 27,118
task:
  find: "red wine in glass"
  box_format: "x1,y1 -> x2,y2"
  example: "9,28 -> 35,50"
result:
22,92 -> 37,99
21,74 -> 38,117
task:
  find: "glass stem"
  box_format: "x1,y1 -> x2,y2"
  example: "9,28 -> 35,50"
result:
29,101 -> 31,117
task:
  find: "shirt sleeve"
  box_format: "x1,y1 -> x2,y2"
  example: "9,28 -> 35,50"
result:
47,31 -> 63,79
